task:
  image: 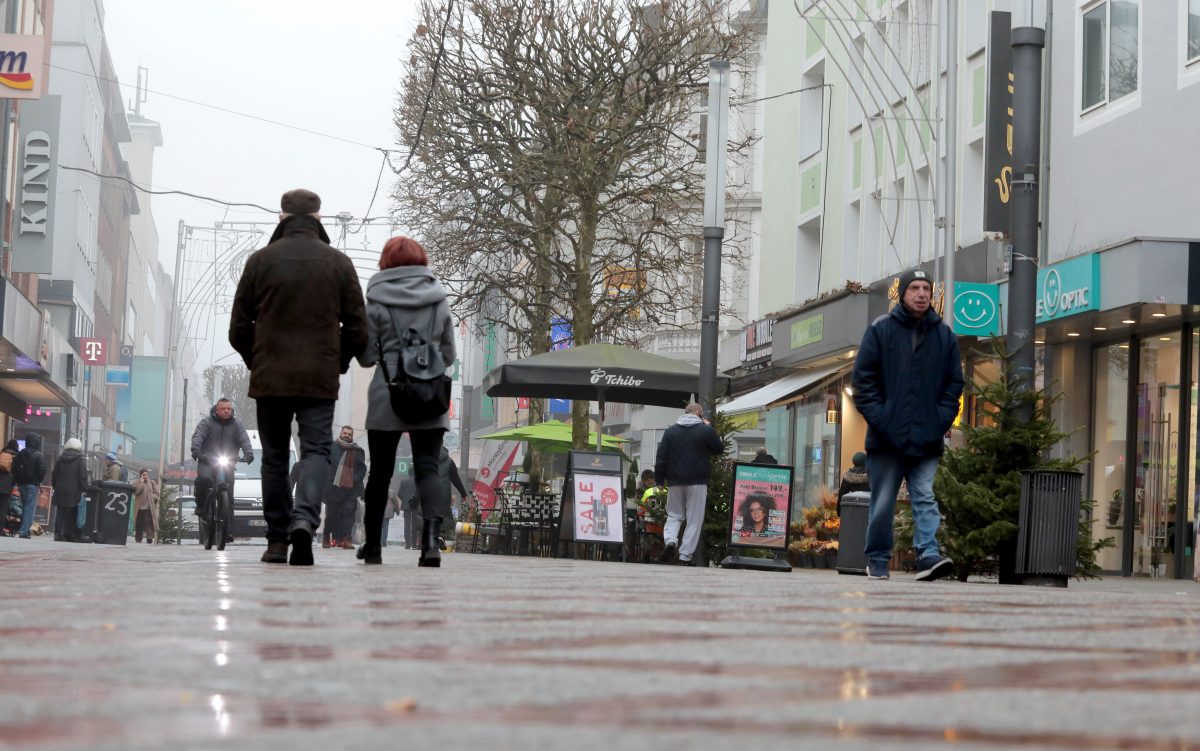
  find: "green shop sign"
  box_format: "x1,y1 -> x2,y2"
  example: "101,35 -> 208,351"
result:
1036,254 -> 1100,324
952,282 -> 1001,337
790,314 -> 824,349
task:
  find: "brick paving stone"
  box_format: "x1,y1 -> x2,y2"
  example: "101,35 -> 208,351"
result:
1,535 -> 1198,750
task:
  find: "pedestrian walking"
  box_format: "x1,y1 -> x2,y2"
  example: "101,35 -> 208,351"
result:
324,425 -> 366,549
403,486 -> 422,550
51,438 -> 88,542
229,188 -> 368,566
13,433 -> 47,539
851,268 -> 964,581
355,236 -> 456,567
133,469 -> 159,544
654,402 -> 723,566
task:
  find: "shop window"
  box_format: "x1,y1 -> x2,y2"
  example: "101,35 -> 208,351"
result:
1081,0 -> 1139,113
1188,0 -> 1200,66
1091,343 -> 1130,573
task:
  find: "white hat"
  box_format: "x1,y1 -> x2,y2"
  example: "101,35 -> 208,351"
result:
64,438 -> 83,451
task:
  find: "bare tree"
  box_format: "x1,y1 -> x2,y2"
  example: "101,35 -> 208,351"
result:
395,0 -> 756,445
202,365 -> 256,429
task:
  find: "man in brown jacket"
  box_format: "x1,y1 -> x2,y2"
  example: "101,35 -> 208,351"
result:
230,189 -> 368,566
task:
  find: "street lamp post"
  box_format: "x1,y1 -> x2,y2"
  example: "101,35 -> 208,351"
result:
1007,9 -> 1046,425
698,60 -> 731,413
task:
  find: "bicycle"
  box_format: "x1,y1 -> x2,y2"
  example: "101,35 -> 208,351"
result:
199,454 -> 241,551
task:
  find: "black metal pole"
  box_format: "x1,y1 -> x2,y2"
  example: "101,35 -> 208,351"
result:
698,226 -> 723,413
1006,26 -> 1045,424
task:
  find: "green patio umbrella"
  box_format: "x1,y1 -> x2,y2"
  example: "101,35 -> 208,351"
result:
477,420 -> 627,455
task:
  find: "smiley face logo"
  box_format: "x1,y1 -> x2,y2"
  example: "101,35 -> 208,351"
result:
954,290 -> 997,331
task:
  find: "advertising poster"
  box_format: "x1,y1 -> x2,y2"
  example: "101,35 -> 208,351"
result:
728,462 -> 793,550
573,471 -> 623,544
472,440 -> 521,520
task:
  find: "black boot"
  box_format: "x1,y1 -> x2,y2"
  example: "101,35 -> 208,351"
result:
418,517 -> 442,568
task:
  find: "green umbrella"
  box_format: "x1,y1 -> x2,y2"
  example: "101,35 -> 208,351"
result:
478,420 -> 627,455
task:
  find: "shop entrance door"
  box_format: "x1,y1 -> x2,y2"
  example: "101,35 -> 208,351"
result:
1135,336 -> 1182,577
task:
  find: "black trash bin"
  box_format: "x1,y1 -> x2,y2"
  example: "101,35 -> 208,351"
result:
836,491 -> 870,575
1015,470 -> 1083,587
81,481 -> 135,545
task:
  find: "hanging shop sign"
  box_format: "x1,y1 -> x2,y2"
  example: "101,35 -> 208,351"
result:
740,318 -> 774,364
0,34 -> 45,100
1036,255 -> 1100,323
10,94 -> 59,274
952,282 -> 1002,337
983,12 -> 1013,233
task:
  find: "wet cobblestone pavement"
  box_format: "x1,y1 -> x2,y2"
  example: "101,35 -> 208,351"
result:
1,536 -> 1198,750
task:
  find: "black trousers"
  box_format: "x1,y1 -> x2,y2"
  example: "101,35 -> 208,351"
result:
255,397 -> 335,543
364,429 -> 444,549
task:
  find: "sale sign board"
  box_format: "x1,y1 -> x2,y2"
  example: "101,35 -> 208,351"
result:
572,471 -> 623,544
727,462 -> 794,551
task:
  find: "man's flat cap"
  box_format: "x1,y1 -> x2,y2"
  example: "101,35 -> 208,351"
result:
280,188 -> 321,215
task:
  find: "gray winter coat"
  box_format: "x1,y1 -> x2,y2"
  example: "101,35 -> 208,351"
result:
356,266 -> 456,433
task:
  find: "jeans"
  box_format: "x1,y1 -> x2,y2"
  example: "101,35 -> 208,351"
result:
18,484 -> 39,535
363,429 -> 444,549
381,516 -> 391,546
865,453 -> 943,563
255,397 -> 336,543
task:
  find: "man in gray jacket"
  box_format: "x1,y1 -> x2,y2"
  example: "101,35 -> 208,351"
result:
190,399 -> 254,523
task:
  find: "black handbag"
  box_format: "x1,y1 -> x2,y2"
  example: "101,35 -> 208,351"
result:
377,304 -> 451,424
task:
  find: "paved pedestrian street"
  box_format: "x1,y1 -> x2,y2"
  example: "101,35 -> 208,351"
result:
1,536 -> 1198,750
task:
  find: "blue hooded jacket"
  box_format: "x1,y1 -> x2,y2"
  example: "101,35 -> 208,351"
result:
851,303 -> 964,458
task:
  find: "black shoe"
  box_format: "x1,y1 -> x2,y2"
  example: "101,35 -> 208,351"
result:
419,517 -> 442,568
914,555 -> 955,582
357,544 -> 382,565
288,521 -> 315,566
658,541 -> 678,563
261,541 -> 288,563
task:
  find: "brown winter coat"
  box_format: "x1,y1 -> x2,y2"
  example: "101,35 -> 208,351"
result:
133,476 -> 159,531
229,215 -> 369,400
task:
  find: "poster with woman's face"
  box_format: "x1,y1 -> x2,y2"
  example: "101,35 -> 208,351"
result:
728,463 -> 793,550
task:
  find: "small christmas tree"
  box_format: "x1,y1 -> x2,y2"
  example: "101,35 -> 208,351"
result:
699,407 -> 738,566
934,338 -> 1112,581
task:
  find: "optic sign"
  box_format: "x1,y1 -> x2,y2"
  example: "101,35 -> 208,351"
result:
79,338 -> 107,366
1035,255 -> 1100,324
0,34 -> 45,99
588,368 -> 645,387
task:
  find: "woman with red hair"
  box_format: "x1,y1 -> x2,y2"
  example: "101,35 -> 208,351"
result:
355,236 -> 456,566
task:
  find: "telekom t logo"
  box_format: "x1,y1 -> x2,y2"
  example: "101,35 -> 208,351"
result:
79,338 -> 106,365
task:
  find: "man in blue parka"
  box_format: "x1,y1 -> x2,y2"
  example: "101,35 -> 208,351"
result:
851,268 -> 964,581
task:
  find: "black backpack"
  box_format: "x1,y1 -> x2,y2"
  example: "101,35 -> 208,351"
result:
377,304 -> 451,425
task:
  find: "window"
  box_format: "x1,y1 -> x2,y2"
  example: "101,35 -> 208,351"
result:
1189,0 -> 1200,64
1081,1 -> 1139,112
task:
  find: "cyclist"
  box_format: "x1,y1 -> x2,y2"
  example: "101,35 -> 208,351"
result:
190,398 -> 254,534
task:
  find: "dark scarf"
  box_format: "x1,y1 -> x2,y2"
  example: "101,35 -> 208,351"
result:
268,213 -> 333,245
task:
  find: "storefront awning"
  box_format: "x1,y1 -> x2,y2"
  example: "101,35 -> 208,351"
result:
0,374 -> 77,416
720,363 -> 847,416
